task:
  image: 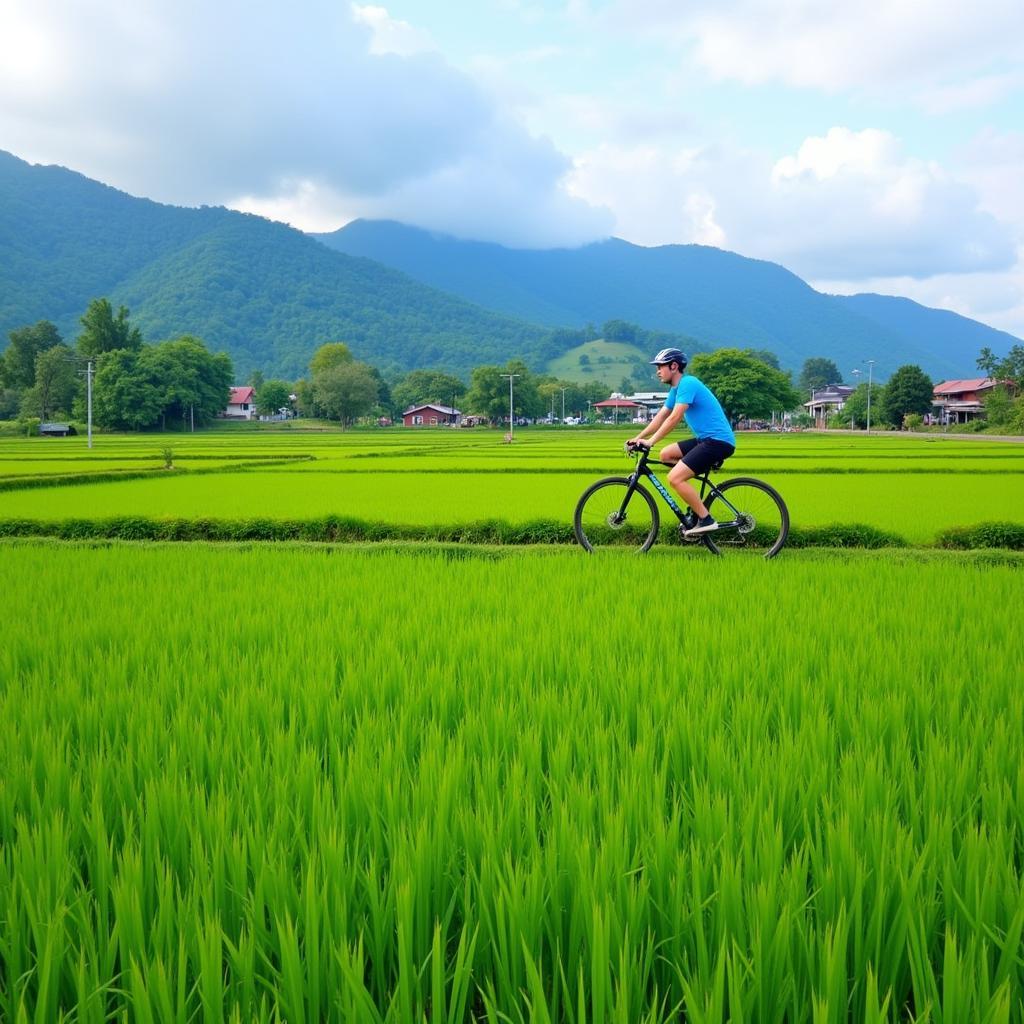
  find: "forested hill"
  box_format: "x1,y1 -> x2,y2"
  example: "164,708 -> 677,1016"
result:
831,293 -> 1023,368
0,151 -> 551,378
316,220 -> 1021,379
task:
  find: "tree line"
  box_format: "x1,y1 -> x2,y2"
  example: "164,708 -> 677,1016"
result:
4,298 -> 1022,433
0,300 -> 234,431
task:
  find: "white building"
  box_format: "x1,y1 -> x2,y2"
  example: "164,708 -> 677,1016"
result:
225,386 -> 256,420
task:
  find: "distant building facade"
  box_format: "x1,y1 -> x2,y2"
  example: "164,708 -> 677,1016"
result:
225,386 -> 256,420
932,378 -> 1017,425
402,404 -> 462,427
804,384 -> 854,427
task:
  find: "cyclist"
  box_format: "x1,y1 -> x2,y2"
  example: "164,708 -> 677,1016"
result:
627,348 -> 735,535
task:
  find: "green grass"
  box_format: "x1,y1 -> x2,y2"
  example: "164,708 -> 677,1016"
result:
2,541 -> 1023,1021
545,340 -> 648,386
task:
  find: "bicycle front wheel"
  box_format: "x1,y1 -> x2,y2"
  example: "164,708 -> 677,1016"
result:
705,477 -> 789,558
574,477 -> 660,552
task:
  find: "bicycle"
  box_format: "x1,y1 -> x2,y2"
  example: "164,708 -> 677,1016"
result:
573,441 -> 789,557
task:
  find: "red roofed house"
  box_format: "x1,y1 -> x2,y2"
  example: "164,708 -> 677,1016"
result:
225,386 -> 256,420
932,378 -> 1017,425
402,404 -> 462,427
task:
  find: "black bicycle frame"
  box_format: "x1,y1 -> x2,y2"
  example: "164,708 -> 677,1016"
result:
623,448 -> 742,527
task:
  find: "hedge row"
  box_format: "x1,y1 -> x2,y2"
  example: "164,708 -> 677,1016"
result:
1,516 -> 1020,549
0,516 -> 576,545
0,457 -> 313,493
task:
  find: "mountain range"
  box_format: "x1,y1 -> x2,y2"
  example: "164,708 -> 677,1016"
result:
1,148 -> 1018,382
317,220 -> 1021,381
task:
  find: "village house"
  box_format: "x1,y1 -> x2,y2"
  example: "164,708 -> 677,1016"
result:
593,396 -> 641,424
804,384 -> 854,427
224,386 -> 256,420
932,378 -> 1017,425
402,403 -> 462,427
624,391 -> 669,421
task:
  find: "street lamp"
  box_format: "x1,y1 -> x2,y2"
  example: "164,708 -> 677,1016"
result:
500,373 -> 520,440
866,359 -> 875,434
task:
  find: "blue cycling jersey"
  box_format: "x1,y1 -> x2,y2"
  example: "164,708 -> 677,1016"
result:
665,375 -> 736,445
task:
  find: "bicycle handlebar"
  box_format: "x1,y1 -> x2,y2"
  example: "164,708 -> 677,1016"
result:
624,440 -> 652,458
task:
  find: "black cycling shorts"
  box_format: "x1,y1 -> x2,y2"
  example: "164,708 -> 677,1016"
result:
670,437 -> 735,475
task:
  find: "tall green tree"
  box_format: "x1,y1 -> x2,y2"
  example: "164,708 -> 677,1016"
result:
465,360 -> 543,422
77,298 -> 143,357
799,357 -> 843,393
881,365 -> 933,427
2,321 -> 63,390
90,336 -> 232,430
975,344 -> 1024,387
141,337 -> 233,428
745,348 -> 781,370
309,342 -> 354,378
20,344 -> 79,420
392,370 -> 467,414
688,348 -> 801,422
93,350 -> 163,430
839,381 -> 886,429
976,346 -> 1001,377
255,380 -> 293,416
313,362 -> 379,426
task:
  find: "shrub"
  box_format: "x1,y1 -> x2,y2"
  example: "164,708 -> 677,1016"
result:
935,522 -> 1024,550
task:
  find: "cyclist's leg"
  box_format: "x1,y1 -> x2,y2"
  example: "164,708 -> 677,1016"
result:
666,438 -> 708,514
667,460 -> 709,518
668,439 -> 734,519
659,440 -> 685,465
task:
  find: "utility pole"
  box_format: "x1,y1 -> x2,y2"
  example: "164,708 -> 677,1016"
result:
86,360 -> 93,448
501,373 -> 520,440
866,359 -> 875,434
560,386 -> 568,423
77,359 -> 94,449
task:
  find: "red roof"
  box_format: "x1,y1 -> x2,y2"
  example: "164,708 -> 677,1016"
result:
933,378 -> 996,395
593,398 -> 640,408
229,386 -> 255,404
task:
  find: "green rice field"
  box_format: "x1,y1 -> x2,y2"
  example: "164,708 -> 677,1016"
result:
3,428 -> 1024,546
2,427 -> 1023,1021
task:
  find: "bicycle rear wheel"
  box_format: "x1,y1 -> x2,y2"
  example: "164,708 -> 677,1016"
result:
574,477 -> 660,552
704,477 -> 789,558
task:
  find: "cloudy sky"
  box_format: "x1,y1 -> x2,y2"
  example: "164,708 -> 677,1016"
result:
2,0 -> 1023,339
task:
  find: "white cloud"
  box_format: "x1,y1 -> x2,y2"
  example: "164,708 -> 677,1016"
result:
618,0 -> 1024,96
0,0 -> 608,245
350,4 -> 435,56
956,129 -> 1024,228
569,128 -> 1017,280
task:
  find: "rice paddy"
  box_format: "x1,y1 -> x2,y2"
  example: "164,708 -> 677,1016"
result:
2,428 -> 1024,546
1,426 -> 1023,1020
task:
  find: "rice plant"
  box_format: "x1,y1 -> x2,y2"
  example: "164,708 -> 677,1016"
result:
1,542 -> 1022,1021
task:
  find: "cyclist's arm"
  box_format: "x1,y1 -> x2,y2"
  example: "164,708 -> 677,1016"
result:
630,406 -> 671,444
641,404 -> 686,447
